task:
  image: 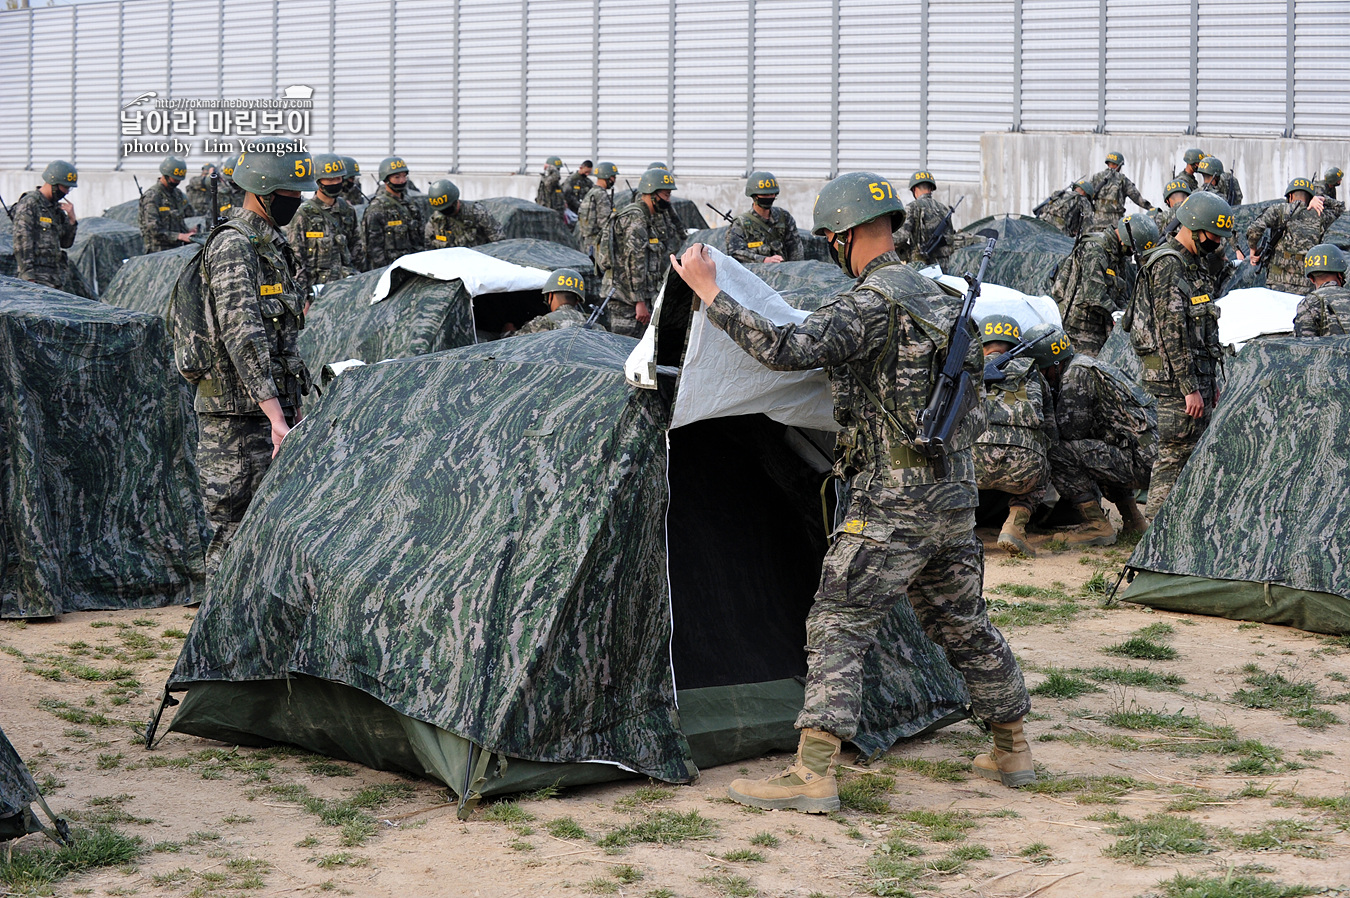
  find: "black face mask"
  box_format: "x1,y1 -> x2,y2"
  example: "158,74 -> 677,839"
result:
829,233 -> 855,277
655,197 -> 672,212
755,196 -> 776,209
1195,233 -> 1222,255
318,181 -> 343,198
51,186 -> 69,201
266,193 -> 303,227
388,180 -> 407,194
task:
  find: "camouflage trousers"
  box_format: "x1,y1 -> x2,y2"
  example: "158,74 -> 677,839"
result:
198,412 -> 286,577
798,496 -> 1030,738
974,443 -> 1048,509
1144,381 -> 1213,519
606,301 -> 645,339
1050,437 -> 1155,506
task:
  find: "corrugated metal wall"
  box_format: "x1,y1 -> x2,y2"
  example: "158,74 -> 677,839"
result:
1,0 -> 1345,176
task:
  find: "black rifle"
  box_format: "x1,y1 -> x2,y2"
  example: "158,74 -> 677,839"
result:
586,284 -> 616,329
0,193 -> 10,220
208,171 -> 224,230
1253,220 -> 1284,274
920,196 -> 964,259
705,203 -> 735,225
913,228 -> 1000,477
1032,187 -> 1068,217
133,174 -> 144,196
983,330 -> 1054,385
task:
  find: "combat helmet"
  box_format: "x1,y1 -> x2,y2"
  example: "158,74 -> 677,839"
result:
1119,213 -> 1161,254
311,153 -> 346,180
1324,167 -> 1344,188
378,156 -> 408,181
908,171 -> 937,192
544,268 -> 585,301
428,179 -> 460,210
1304,244 -> 1347,279
1183,148 -> 1205,166
41,160 -> 78,188
159,156 -> 188,181
1285,177 -> 1315,201
233,150 -> 319,195
1105,151 -> 1124,166
1174,191 -> 1234,237
978,314 -> 1022,346
1197,156 -> 1224,179
221,156 -> 238,181
1022,323 -> 1074,371
647,162 -> 669,170
594,161 -> 618,180
638,168 -> 677,195
1073,177 -> 1096,199
811,172 -> 905,236
746,171 -> 780,197
1163,179 -> 1192,202
341,156 -> 360,177
545,156 -> 563,169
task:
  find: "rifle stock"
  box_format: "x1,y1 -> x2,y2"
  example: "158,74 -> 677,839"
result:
586,284 -> 616,329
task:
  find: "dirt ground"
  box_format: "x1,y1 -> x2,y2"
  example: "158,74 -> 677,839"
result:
2,525 -> 1348,898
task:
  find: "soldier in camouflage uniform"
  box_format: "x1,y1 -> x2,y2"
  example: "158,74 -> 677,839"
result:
423,179 -> 504,249
284,153 -> 358,305
196,150 -> 315,576
673,172 -> 1033,814
185,163 -> 216,217
139,156 -> 197,254
1051,223 -> 1130,357
1176,148 -> 1205,192
1128,192 -> 1231,521
1196,156 -> 1243,208
577,162 -> 618,263
1036,178 -> 1096,239
1090,151 -> 1153,230
1294,244 -> 1350,337
506,268 -> 605,336
602,168 -> 682,338
563,161 -> 595,216
892,171 -> 962,269
1149,179 -> 1192,235
727,171 -> 803,265
11,160 -> 79,290
361,155 -> 425,270
1313,166 -> 1344,220
340,156 -> 367,206
1246,178 -> 1340,296
217,156 -> 246,219
974,315 -> 1056,557
536,156 -> 566,216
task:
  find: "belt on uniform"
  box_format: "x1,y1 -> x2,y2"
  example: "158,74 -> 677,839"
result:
890,443 -> 931,469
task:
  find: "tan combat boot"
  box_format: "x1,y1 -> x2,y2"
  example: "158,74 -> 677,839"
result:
1115,494 -> 1149,535
972,718 -> 1036,788
997,506 -> 1035,557
727,728 -> 841,813
1066,499 -> 1117,547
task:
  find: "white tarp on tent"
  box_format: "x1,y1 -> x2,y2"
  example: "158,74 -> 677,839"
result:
1216,287 -> 1301,349
370,248 -> 549,305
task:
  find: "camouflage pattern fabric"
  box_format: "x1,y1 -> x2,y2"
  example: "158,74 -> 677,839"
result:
948,215 -> 1075,297
185,174 -> 213,217
478,196 -> 578,250
1149,204 -> 1177,236
563,171 -> 594,214
102,243 -> 197,316
1098,319 -> 1144,383
975,359 -> 1055,508
197,412 -> 283,577
0,277 -> 206,618
893,193 -> 957,267
11,189 -> 76,289
341,182 -> 367,206
1,724 -> 41,841
102,198 -> 141,227
1144,380 -> 1210,519
577,186 -> 614,261
605,201 -> 682,338
509,304 -> 599,335
425,202 -> 504,250
743,260 -> 853,312
1036,189 -> 1094,239
1325,212 -> 1350,253
1051,230 -> 1130,356
1124,336 -> 1350,614
332,198 -> 366,272
66,216 -> 144,299
1245,201 -> 1340,296
139,180 -> 193,254
682,226 -> 832,265
704,252 -> 1029,732
535,165 -> 565,212
1049,355 -> 1157,504
362,190 -> 425,270
617,189 -> 709,232
285,197 -> 357,299
1090,168 -> 1152,229
1294,284 -> 1350,337
1176,170 -> 1199,192
1201,172 -> 1243,208
727,207 -> 803,264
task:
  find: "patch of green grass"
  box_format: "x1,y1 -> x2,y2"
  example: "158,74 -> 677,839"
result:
305,759 -> 354,777
925,844 -> 990,873
1105,707 -> 1211,734
1102,812 -> 1211,863
1023,774 -> 1144,805
987,595 -> 1085,629
162,628 -> 189,639
723,849 -> 765,863
1234,666 -> 1342,729
1135,622 -> 1175,640
584,878 -> 619,894
0,825 -> 143,894
749,831 -> 779,848
609,865 -> 643,884
895,809 -> 975,842
1151,873 -> 1318,898
151,867 -> 194,886
69,794 -> 154,827
1030,669 -> 1102,699
312,852 -> 370,869
1018,842 -> 1053,864
265,781 -> 412,847
1228,819 -> 1325,855
1103,636 -> 1178,660
482,800 -> 535,824
190,747 -> 276,783
882,756 -> 969,783
597,810 -> 718,848
616,784 -> 676,808
1080,666 -> 1186,689
295,835 -> 320,848
839,772 -> 894,814
697,873 -> 755,897
96,752 -> 124,770
528,781 -> 564,800
546,816 -> 588,840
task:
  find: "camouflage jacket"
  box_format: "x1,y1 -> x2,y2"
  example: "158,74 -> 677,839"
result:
577,186 -> 614,260
341,182 -> 367,206
199,209 -> 309,415
332,196 -> 366,271
284,196 -> 356,297
893,193 -> 956,266
11,188 -> 76,289
1245,201 -> 1339,294
1176,170 -> 1199,192
510,304 -> 603,335
1128,237 -> 1222,396
139,180 -> 193,253
1090,168 -> 1152,227
1052,230 -> 1130,354
727,206 -> 802,264
607,200 -> 681,308
705,251 -> 985,502
1294,284 -> 1350,337
535,166 -> 564,213
1312,180 -> 1345,218
563,172 -> 594,213
1054,355 -> 1157,454
1148,205 -> 1177,236
1200,172 -> 1243,207
977,357 -> 1056,456
217,182 -> 246,219
185,175 -> 214,217
362,189 -> 425,270
1038,189 -> 1094,239
425,201 -> 503,249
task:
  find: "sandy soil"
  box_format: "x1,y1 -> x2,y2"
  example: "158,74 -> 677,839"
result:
2,527 -> 1348,898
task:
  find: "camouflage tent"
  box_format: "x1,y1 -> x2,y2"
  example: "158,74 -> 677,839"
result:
102,198 -> 140,227
946,214 -> 1073,296
1323,212 -> 1350,253
1,723 -> 67,844
1120,336 -> 1350,635
299,239 -> 596,372
479,197 -> 578,249
618,190 -> 709,233
102,243 -> 198,316
743,260 -> 853,310
680,226 -> 834,263
0,278 -> 206,618
0,235 -> 95,299
68,216 -> 145,299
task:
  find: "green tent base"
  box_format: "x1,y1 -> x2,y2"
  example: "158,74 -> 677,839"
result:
1122,570 -> 1350,636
